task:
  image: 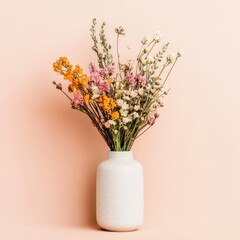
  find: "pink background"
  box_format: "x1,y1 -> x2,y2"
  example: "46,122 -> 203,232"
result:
1,0 -> 240,239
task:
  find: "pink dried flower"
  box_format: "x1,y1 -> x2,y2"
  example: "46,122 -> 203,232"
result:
138,75 -> 146,87
154,112 -> 160,118
90,73 -> 101,85
88,62 -> 98,74
99,68 -> 107,78
128,76 -> 135,86
99,81 -> 110,92
148,115 -> 156,125
73,93 -> 84,105
107,65 -> 116,73
104,121 -> 110,128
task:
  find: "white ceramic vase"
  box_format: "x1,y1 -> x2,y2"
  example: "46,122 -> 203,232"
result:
96,151 -> 144,231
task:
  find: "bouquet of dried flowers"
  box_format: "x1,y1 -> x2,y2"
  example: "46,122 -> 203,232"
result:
52,19 -> 183,151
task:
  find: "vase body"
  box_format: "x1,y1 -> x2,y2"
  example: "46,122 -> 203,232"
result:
96,151 -> 144,231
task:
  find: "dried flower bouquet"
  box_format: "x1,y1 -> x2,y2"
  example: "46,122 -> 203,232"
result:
52,19 -> 182,151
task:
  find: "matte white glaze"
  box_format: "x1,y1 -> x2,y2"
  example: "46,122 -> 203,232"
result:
96,151 -> 144,231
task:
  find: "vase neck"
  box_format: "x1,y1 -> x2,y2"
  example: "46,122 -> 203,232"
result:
108,151 -> 133,160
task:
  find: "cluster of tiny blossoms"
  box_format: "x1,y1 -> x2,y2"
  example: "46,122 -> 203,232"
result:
52,19 -> 182,151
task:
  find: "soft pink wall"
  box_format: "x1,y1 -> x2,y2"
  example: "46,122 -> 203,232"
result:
1,0 -> 240,239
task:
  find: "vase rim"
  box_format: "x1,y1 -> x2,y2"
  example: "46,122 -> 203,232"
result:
109,151 -> 132,152
108,151 -> 133,159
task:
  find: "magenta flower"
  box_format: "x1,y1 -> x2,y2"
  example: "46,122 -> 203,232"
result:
107,65 -> 116,73
99,81 -> 110,92
88,62 -> 98,74
99,68 -> 107,78
128,76 -> 135,86
73,93 -> 84,105
147,115 -> 156,125
90,73 -> 101,85
138,76 -> 146,87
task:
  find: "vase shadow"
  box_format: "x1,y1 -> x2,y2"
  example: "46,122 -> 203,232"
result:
30,87 -> 107,229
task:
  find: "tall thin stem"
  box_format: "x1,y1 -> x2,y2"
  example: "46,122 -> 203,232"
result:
162,56 -> 179,86
116,34 -> 122,80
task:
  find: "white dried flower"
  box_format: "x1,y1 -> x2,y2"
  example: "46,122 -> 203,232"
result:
138,88 -> 144,96
120,109 -> 129,117
177,48 -> 184,57
132,112 -> 139,119
153,31 -> 163,43
121,102 -> 130,110
109,120 -> 116,125
142,66 -> 147,71
141,58 -> 147,65
146,56 -> 154,64
114,130 -> 118,134
91,86 -> 98,92
130,90 -> 138,98
92,93 -> 100,99
134,105 -> 141,111
141,35 -> 151,45
143,47 -> 150,54
146,84 -> 151,90
116,99 -> 123,106
122,117 -> 131,124
167,53 -> 176,63
123,95 -> 131,101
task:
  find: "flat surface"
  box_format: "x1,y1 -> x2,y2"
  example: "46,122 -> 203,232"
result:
1,224 -> 239,240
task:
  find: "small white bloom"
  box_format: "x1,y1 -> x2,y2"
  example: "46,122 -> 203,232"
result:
150,102 -> 159,111
141,35 -> 151,45
138,88 -> 144,96
122,117 -> 131,124
153,31 -> 163,43
167,53 -> 176,63
146,84 -> 151,90
91,86 -> 98,91
109,120 -> 116,125
123,95 -> 131,101
121,102 -> 130,110
142,66 -> 147,71
130,90 -> 138,98
120,109 -> 129,117
143,47 -> 150,54
114,130 -> 118,134
177,48 -> 184,57
92,93 -> 100,99
141,57 -> 147,65
134,105 -> 141,111
146,56 -> 154,64
116,99 -> 123,106
132,112 -> 139,119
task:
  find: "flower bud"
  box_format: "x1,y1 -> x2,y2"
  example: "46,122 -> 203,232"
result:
177,48 -> 184,57
141,35 -> 151,45
153,31 -> 163,43
167,53 -> 176,63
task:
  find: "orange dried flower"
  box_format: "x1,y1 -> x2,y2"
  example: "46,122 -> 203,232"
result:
110,111 -> 119,119
84,94 -> 93,103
